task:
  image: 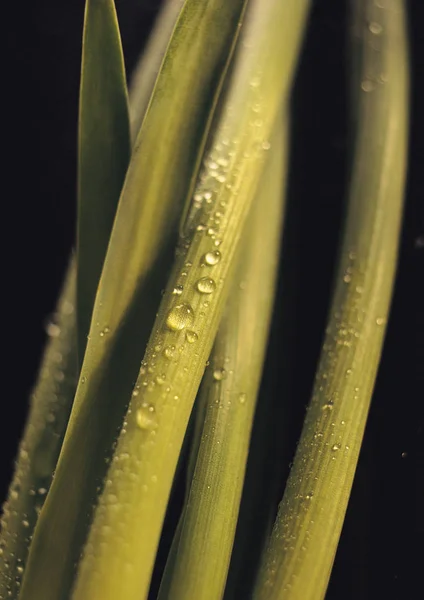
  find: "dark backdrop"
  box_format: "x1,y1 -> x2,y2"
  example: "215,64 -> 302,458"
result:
2,1 -> 423,599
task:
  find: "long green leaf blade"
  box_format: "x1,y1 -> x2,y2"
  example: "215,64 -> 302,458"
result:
77,0 -> 130,364
20,3 -> 248,599
72,3 -> 310,599
129,0 -> 185,143
159,116 -> 288,600
254,1 -> 409,598
0,260 -> 77,599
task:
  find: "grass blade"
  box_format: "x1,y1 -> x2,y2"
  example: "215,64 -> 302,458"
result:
20,3 -> 248,599
159,115 -> 288,600
254,1 -> 409,598
77,0 -> 130,364
129,0 -> 185,143
0,260 -> 77,599
71,3 -> 310,599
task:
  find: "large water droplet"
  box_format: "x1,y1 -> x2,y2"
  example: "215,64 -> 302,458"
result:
196,278 -> 216,295
203,251 -> 221,266
166,303 -> 195,331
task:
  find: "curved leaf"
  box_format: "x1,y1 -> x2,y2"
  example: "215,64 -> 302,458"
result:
20,2 -> 248,599
254,1 -> 409,598
72,2 -> 310,599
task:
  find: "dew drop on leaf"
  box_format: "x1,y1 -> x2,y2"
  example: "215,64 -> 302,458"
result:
213,368 -> 226,381
185,330 -> 198,344
166,303 -> 194,331
203,250 -> 221,266
136,405 -> 157,431
196,277 -> 216,294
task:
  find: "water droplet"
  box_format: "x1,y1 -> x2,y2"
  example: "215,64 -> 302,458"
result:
213,368 -> 226,381
156,374 -> 166,385
81,376 -> 87,384
163,345 -> 176,360
173,285 -> 183,296
166,304 -> 195,331
185,330 -> 198,344
332,443 -> 341,452
361,79 -> 376,92
376,317 -> 386,326
22,520 -> 29,528
46,322 -> 60,337
305,492 -> 314,500
136,405 -> 157,431
203,251 -> 221,265
196,277 -> 216,294
401,451 -> 408,459
238,393 -> 246,404
262,141 -> 271,150
343,274 -> 351,283
369,21 -> 383,35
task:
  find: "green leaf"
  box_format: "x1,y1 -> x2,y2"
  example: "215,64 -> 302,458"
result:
71,2 -> 310,599
129,0 -> 185,143
0,260 -> 77,599
254,1 -> 409,598
20,2 -> 248,599
77,0 -> 130,365
158,115 -> 288,600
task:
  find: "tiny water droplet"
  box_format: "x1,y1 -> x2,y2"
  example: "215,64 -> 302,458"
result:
172,285 -> 183,296
46,322 -> 60,337
376,317 -> 386,325
238,393 -> 246,404
213,368 -> 226,381
401,451 -> 407,459
136,405 -> 157,431
81,376 -> 87,384
185,330 -> 198,344
166,303 -> 195,331
203,251 -> 221,266
196,277 -> 216,294
156,374 -> 166,385
305,492 -> 314,500
369,21 -> 383,35
163,345 -> 175,360
262,141 -> 271,150
361,79 -> 376,92
332,443 -> 341,452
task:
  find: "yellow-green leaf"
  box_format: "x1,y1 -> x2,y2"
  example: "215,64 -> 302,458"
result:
77,0 -> 130,365
254,1 -> 409,598
0,260 -> 77,599
71,2 -> 310,599
20,2 -> 248,599
159,115 -> 288,600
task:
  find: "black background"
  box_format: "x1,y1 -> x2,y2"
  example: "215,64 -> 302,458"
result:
2,1 -> 423,598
